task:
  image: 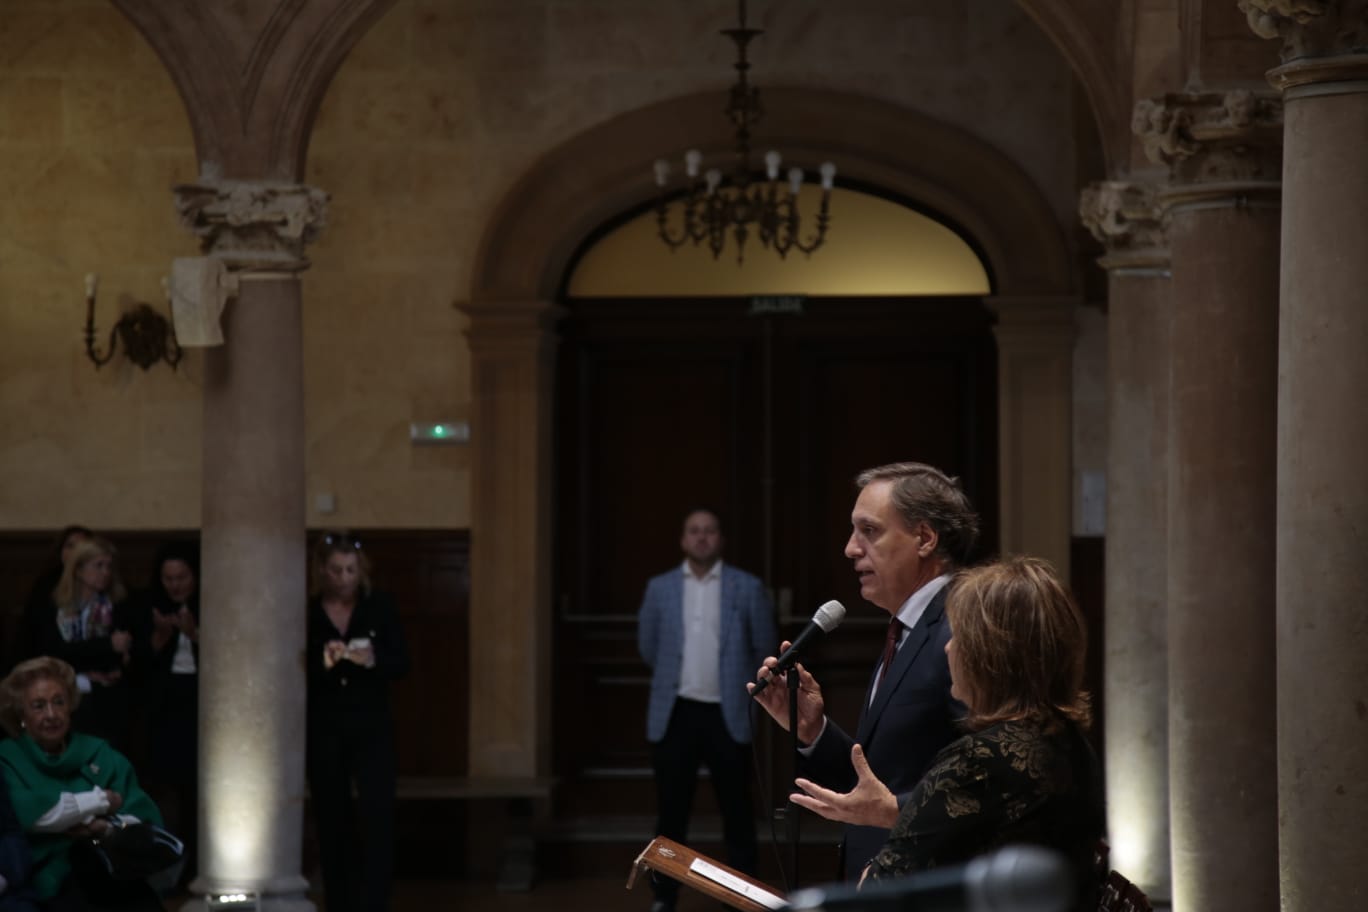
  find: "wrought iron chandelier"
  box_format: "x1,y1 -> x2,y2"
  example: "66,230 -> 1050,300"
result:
652,0 -> 835,264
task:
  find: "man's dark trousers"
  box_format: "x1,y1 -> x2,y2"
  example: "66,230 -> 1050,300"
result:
650,697 -> 757,907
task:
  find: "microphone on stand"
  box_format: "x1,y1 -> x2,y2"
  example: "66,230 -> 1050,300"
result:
783,844 -> 1075,912
751,599 -> 846,695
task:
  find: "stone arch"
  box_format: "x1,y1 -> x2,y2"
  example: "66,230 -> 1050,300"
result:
1013,0 -> 1129,173
471,87 -> 1076,301
459,87 -> 1078,780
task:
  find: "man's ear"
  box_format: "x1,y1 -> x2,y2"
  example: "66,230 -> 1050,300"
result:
915,521 -> 939,558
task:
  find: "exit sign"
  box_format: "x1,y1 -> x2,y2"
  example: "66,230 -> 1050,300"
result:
748,295 -> 806,315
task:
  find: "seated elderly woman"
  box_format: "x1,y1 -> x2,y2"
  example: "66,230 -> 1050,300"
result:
0,657 -> 164,912
789,556 -> 1104,910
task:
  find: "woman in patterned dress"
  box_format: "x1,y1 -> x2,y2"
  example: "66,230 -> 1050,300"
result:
790,556 -> 1104,909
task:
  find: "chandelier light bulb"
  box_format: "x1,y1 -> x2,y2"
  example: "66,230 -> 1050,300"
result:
765,150 -> 782,180
685,149 -> 702,178
820,162 -> 837,190
650,0 -> 834,262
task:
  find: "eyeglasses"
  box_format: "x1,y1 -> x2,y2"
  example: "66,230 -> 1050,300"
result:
322,533 -> 362,551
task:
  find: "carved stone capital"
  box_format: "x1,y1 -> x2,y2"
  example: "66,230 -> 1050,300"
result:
1080,181 -> 1167,255
1080,181 -> 1170,273
1132,91 -> 1283,185
1240,0 -> 1368,61
173,180 -> 329,270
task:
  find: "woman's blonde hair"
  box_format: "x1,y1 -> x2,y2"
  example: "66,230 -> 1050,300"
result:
0,657 -> 80,738
51,535 -> 126,616
945,555 -> 1092,733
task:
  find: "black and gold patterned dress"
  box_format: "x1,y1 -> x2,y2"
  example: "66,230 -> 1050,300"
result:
865,718 -> 1104,910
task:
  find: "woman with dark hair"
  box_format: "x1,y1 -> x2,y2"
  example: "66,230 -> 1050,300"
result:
136,542 -> 200,888
306,532 -> 410,912
32,538 -> 135,752
0,657 -> 163,912
787,556 -> 1104,910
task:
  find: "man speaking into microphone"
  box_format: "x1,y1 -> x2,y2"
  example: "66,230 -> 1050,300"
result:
749,462 -> 980,881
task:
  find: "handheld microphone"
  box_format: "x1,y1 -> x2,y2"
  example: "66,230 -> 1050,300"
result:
751,599 -> 845,696
784,844 -> 1074,912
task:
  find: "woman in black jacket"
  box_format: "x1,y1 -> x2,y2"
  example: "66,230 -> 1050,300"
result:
31,537 -> 135,752
137,540 -> 201,888
11,526 -> 92,672
305,532 -> 410,912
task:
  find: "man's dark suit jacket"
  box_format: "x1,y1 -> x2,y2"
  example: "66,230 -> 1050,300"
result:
801,584 -> 961,880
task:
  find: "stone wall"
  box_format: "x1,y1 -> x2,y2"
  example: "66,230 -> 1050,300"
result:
0,0 -> 1090,529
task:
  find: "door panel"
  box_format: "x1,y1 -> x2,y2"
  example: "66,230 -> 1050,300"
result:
552,296 -> 997,819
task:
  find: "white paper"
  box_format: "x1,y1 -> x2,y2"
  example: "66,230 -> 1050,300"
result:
169,256 -> 227,347
688,857 -> 787,910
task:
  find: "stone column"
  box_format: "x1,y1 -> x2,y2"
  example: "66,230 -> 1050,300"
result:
175,181 -> 328,912
1242,3 -> 1368,909
1078,180 -> 1171,902
1134,90 -> 1282,912
457,299 -> 561,779
987,296 -> 1076,578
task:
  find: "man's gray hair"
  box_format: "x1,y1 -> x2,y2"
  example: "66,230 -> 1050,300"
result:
855,462 -> 980,566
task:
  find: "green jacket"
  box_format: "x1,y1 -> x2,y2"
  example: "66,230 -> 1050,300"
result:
0,732 -> 161,899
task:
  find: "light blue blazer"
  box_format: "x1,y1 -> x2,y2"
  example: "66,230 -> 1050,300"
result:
637,563 -> 776,744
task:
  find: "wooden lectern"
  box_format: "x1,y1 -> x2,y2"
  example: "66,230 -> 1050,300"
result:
628,837 -> 788,912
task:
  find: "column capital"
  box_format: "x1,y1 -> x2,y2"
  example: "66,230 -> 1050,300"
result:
1079,180 -> 1170,272
1133,90 -> 1283,186
1241,0 -> 1368,61
173,179 -> 328,271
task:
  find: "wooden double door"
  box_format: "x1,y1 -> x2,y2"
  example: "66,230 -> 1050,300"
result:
551,295 -> 998,821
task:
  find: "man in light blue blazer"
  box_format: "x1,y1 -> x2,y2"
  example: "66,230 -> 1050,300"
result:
638,508 -> 776,912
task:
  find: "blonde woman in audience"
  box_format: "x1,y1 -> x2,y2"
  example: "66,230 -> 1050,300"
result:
11,526 -> 92,672
306,533 -> 410,912
36,538 -> 136,751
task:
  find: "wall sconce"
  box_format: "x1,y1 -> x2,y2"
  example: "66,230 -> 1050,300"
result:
84,273 -> 183,370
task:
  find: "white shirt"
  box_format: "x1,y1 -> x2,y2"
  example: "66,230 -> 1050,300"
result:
676,559 -> 723,702
171,631 -> 197,674
873,573 -> 953,703
30,787 -> 141,833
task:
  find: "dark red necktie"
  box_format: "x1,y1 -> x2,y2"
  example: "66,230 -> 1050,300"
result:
876,616 -> 905,691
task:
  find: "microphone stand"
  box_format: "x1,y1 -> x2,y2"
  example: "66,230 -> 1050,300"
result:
785,668 -> 802,889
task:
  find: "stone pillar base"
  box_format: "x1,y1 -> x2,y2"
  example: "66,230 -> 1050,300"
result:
183,873 -> 313,912
181,897 -> 314,912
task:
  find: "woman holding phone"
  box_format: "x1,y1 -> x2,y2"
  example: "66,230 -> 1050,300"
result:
305,532 -> 410,912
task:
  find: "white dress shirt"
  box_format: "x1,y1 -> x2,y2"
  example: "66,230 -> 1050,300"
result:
676,559 -> 723,703
873,573 -> 952,703
801,573 -> 954,752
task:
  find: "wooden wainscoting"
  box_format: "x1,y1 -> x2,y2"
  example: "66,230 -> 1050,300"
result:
0,528 -> 470,866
